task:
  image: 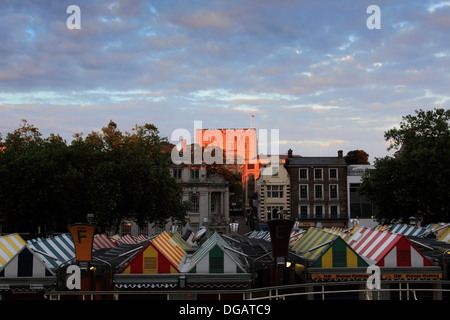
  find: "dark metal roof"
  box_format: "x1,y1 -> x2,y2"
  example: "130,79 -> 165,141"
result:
286,157 -> 346,166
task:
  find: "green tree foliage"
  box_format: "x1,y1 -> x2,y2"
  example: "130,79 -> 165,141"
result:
360,108 -> 450,224
0,120 -> 190,236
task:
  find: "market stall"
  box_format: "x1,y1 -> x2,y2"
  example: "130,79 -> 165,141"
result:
121,231 -> 186,274
347,226 -> 434,267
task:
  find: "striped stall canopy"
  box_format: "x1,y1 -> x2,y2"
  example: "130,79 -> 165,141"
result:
291,227 -> 337,257
289,230 -> 305,247
122,231 -> 185,274
26,234 -> 76,269
117,234 -> 137,245
374,225 -> 391,232
388,224 -> 430,237
135,235 -> 149,243
171,232 -> 193,251
437,227 -> 450,243
0,234 -> 27,268
184,232 -> 247,273
347,226 -> 433,267
93,234 -> 118,250
322,227 -> 350,241
0,246 -> 55,278
248,230 -> 271,241
291,227 -> 367,268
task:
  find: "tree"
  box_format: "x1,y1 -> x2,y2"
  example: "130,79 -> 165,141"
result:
359,108 -> 450,224
344,150 -> 370,165
0,120 -> 190,236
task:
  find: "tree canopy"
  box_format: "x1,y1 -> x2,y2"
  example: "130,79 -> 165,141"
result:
345,149 -> 370,165
0,120 -> 190,236
359,108 -> 450,224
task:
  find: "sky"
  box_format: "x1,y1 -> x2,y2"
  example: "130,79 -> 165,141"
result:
1,0 -> 449,163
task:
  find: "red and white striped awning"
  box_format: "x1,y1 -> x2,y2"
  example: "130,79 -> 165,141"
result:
117,234 -> 137,245
93,234 -> 118,250
347,226 -> 433,267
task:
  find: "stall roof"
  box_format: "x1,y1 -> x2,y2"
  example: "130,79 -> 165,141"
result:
91,242 -> 146,272
26,233 -> 75,269
117,234 -> 138,245
0,233 -> 26,268
171,232 -> 193,251
0,245 -> 55,278
291,227 -> 368,268
347,226 -> 433,267
93,234 -> 118,250
389,224 -> 433,238
183,232 -> 247,273
151,231 -> 186,269
121,231 -> 186,274
437,227 -> 450,243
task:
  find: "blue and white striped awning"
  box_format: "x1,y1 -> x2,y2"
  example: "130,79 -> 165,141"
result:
27,234 -> 75,269
388,224 -> 429,237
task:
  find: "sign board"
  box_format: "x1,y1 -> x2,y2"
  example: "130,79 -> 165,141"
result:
268,219 -> 294,257
68,224 -> 95,262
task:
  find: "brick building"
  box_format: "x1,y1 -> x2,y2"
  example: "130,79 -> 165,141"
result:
285,149 -> 348,229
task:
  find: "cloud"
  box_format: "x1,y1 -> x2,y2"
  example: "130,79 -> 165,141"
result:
0,0 -> 448,164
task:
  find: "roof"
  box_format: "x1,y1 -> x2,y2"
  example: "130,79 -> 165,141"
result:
388,224 -> 433,238
347,226 -> 433,267
286,157 -> 346,166
437,227 -> 450,243
91,243 -> 147,272
171,232 -> 193,251
26,233 -> 76,269
0,234 -> 27,268
184,232 -> 247,273
121,231 -> 186,274
151,231 -> 186,270
290,227 -> 367,267
93,234 -> 118,250
0,245 -> 55,278
117,234 -> 138,245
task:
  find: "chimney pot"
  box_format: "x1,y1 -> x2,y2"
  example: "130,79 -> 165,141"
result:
288,148 -> 293,158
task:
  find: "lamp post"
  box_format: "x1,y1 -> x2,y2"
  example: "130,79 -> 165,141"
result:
444,249 -> 450,279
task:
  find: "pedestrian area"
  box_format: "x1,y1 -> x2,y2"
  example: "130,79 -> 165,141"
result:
0,222 -> 449,300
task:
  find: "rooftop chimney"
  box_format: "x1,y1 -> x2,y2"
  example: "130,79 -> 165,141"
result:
288,148 -> 293,158
338,150 -> 343,159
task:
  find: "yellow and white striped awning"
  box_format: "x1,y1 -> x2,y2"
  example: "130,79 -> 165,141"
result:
0,233 -> 27,268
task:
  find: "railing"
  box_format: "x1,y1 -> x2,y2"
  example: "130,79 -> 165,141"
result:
45,280 -> 450,300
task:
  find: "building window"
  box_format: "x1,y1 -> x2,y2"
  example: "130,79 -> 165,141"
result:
272,165 -> 279,176
299,205 -> 309,219
299,168 -> 308,180
172,168 -> 182,179
314,184 -> 323,199
330,205 -> 339,218
314,205 -> 324,218
211,195 -> 216,213
190,168 -> 200,179
299,184 -> 308,199
190,195 -> 199,212
268,206 -> 284,220
267,185 -> 284,198
329,168 -> 338,179
329,184 -> 338,199
121,222 -> 131,236
138,225 -> 148,236
314,168 -> 323,180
